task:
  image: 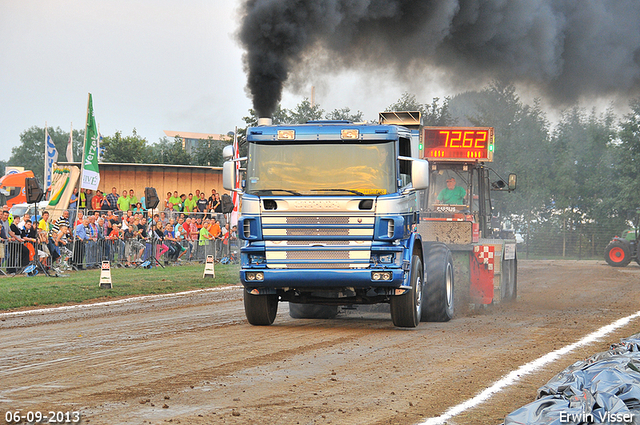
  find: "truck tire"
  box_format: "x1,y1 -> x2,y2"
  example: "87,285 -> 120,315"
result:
390,255 -> 424,328
605,241 -> 632,267
244,291 -> 278,325
421,243 -> 454,322
289,303 -> 339,319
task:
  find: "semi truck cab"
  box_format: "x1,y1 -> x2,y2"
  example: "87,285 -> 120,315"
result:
223,118 -> 454,327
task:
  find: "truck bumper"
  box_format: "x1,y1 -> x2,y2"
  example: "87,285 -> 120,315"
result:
240,268 -> 406,289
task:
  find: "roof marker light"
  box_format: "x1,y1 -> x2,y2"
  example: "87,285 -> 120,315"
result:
341,129 -> 359,139
277,130 -> 295,140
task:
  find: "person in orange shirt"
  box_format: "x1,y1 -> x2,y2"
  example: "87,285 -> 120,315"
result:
91,190 -> 104,211
208,218 -> 221,239
208,218 -> 223,258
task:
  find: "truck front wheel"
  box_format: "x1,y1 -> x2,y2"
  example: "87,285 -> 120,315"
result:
244,291 -> 278,325
422,243 -> 454,322
605,241 -> 632,267
390,255 -> 424,328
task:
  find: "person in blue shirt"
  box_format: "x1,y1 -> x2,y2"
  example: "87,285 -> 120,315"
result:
69,187 -> 79,223
73,218 -> 90,269
436,177 -> 466,205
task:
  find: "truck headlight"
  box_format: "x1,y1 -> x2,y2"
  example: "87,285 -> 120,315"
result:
371,271 -> 392,281
246,272 -> 264,281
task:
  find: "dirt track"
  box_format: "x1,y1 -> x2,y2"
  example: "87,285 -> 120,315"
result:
2,260 -> 640,425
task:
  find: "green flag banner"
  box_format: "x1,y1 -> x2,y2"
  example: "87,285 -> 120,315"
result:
81,93 -> 100,190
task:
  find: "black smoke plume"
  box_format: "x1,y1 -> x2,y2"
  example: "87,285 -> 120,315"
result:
238,0 -> 640,118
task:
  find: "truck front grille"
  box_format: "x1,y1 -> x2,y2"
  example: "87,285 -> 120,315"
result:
284,263 -> 352,269
276,251 -> 351,260
286,217 -> 349,225
285,240 -> 346,246
261,214 -> 374,269
285,228 -> 350,237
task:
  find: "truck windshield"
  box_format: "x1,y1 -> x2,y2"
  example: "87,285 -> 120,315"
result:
246,141 -> 396,196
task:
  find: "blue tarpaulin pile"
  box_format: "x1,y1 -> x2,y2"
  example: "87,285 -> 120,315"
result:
504,333 -> 640,424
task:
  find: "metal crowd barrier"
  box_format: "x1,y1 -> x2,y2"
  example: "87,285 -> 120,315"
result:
61,236 -> 237,269
2,209 -> 240,275
0,240 -> 53,276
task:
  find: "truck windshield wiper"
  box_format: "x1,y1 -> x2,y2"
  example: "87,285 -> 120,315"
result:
310,188 -> 365,196
254,189 -> 302,196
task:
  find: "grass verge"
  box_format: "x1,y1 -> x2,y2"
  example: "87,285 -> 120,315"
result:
0,263 -> 241,311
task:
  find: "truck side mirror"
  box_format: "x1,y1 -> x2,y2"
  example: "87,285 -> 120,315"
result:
411,159 -> 429,191
223,161 -> 236,191
222,145 -> 234,162
508,173 -> 517,191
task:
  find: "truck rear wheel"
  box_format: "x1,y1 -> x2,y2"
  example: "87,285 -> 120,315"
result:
605,241 -> 632,267
422,243 -> 454,322
390,255 -> 424,328
244,291 -> 278,325
289,303 -> 339,319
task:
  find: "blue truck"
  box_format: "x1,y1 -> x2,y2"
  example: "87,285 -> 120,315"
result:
223,113 -> 459,327
223,111 -> 454,327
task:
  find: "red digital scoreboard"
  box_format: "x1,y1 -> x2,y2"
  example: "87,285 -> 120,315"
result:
422,127 -> 494,162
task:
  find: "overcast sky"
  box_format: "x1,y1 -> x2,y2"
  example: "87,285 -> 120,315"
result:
3,1 -> 632,165
1,0 -> 443,163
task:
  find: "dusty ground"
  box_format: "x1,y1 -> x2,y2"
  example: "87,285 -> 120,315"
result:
1,260 -> 640,425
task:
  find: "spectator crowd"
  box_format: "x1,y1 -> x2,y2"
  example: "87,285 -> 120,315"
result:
0,186 -> 238,276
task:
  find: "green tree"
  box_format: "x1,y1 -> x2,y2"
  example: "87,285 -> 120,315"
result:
467,81 -> 552,250
448,91 -> 484,126
147,137 -> 192,165
611,98 -> 640,218
101,130 -> 150,163
385,92 -> 454,126
386,92 -> 423,113
325,107 -> 364,122
190,137 -> 225,167
8,125 -> 84,184
549,106 -> 618,256
288,99 -> 324,124
422,97 -> 454,126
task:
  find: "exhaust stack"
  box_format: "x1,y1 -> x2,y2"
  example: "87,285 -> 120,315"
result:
258,117 -> 272,126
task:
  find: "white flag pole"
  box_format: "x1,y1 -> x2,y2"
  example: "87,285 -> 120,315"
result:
74,96 -> 90,242
68,122 -> 74,163
43,121 -> 48,188
97,123 -> 100,162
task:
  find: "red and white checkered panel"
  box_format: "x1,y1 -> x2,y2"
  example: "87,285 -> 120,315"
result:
474,245 -> 495,270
